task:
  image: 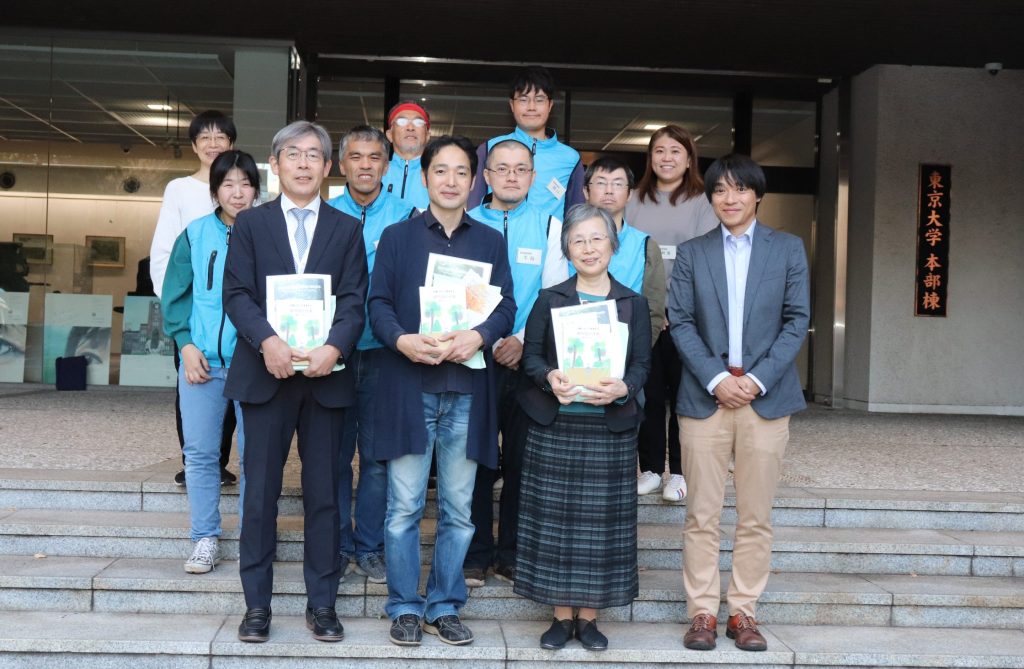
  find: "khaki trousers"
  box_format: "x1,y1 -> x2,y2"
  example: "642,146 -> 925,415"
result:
679,405 -> 789,618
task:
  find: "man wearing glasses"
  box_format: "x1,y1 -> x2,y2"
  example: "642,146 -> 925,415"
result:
463,139 -> 567,588
468,66 -> 584,220
582,156 -> 667,346
382,101 -> 431,210
224,121 -> 368,644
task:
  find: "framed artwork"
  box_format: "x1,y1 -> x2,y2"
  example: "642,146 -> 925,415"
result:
85,235 -> 126,269
12,233 -> 53,265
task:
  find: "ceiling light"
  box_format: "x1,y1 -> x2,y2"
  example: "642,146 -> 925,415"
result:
643,123 -> 666,131
147,103 -> 172,111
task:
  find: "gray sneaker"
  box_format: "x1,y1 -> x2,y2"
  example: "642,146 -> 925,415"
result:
354,552 -> 387,584
424,614 -> 474,645
184,537 -> 219,574
389,614 -> 422,646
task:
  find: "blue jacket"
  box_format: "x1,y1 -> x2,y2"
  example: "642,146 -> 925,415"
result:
469,126 -> 585,221
569,220 -> 648,294
381,154 -> 428,210
161,212 -> 237,367
327,187 -> 417,350
368,210 -> 516,468
468,199 -> 559,335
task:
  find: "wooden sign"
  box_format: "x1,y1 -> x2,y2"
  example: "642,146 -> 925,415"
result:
915,164 -> 950,317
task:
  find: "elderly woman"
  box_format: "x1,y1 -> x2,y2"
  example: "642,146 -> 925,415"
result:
514,203 -> 652,651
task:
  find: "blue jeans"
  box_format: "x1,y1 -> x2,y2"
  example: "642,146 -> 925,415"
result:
337,348 -> 387,558
178,365 -> 245,541
385,391 -> 476,621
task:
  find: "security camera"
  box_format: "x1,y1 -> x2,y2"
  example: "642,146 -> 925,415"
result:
121,143 -> 132,154
985,62 -> 1003,76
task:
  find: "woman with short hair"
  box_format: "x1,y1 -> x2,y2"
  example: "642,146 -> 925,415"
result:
514,203 -> 652,651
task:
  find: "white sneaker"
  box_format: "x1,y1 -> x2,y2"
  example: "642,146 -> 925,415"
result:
184,537 -> 220,574
662,474 -> 687,501
637,471 -> 662,495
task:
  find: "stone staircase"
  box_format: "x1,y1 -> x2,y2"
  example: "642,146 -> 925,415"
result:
1,467 -> 1022,668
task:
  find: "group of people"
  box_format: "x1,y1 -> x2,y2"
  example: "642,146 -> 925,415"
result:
151,64 -> 809,653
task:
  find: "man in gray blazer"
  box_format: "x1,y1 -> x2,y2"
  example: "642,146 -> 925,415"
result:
667,154 -> 809,653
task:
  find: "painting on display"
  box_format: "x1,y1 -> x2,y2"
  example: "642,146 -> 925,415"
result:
119,296 -> 175,387
0,291 -> 29,382
85,236 -> 126,269
42,293 -> 112,385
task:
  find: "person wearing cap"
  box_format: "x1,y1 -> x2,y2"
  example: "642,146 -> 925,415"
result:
326,125 -> 417,585
467,66 -> 585,221
381,101 -> 431,210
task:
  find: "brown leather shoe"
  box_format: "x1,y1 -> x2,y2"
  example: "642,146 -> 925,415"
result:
683,612 -> 717,650
726,612 -> 767,651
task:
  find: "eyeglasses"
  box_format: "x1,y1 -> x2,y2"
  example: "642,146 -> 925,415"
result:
569,234 -> 610,250
393,117 -> 427,128
514,94 -> 549,106
589,179 -> 629,192
281,148 -> 324,163
711,183 -> 752,196
485,165 -> 533,178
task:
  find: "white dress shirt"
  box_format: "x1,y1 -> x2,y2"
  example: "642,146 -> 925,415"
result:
706,221 -> 766,396
281,194 -> 322,273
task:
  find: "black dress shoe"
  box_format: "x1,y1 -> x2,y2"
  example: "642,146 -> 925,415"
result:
306,606 -> 344,641
220,468 -> 237,486
575,617 -> 608,651
539,618 -> 574,649
238,607 -> 271,642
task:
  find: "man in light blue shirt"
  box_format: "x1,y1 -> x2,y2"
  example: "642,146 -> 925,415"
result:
327,125 -> 416,585
381,101 -> 430,210
668,154 -> 809,653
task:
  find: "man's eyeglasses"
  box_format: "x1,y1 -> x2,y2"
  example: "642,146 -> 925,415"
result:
514,95 -> 549,106
281,148 -> 324,163
589,180 -> 629,192
485,165 -> 533,178
393,117 -> 427,128
569,234 -> 610,250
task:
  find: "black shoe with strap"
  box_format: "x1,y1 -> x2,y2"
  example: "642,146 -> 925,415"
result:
540,618 -> 574,649
238,607 -> 271,642
305,606 -> 344,641
575,617 -> 608,651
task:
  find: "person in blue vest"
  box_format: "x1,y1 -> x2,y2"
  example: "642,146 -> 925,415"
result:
381,101 -> 430,210
468,66 -> 584,221
327,125 -> 417,585
161,149 -> 260,575
463,138 -> 567,588
580,156 -> 666,349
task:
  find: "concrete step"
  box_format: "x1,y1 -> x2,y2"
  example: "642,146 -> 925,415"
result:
3,555 -> 1024,629
4,468 -> 1024,530
1,610 -> 1022,669
2,508 -> 1023,576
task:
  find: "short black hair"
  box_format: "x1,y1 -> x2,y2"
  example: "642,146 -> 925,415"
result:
209,150 -> 261,199
486,139 -> 534,168
189,110 -> 237,144
509,66 -> 556,99
585,156 -> 635,189
704,153 -> 766,202
421,135 -> 478,176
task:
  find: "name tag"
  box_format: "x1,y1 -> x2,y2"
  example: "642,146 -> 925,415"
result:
660,244 -> 677,260
517,247 -> 542,265
546,177 -> 566,201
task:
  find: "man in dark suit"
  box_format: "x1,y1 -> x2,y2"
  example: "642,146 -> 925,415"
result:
223,120 -> 368,643
668,154 -> 809,652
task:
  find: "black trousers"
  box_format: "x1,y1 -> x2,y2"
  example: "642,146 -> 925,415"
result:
173,340 -> 235,468
637,329 -> 683,476
465,364 -> 528,570
238,376 -> 346,609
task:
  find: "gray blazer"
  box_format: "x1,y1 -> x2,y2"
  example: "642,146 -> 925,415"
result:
667,222 -> 810,420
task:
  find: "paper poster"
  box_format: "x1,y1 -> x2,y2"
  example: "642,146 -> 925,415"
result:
0,291 -> 29,383
43,293 -> 113,385
119,296 -> 175,387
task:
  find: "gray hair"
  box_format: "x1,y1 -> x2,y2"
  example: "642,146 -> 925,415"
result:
339,125 -> 391,160
560,203 -> 620,258
271,121 -> 333,163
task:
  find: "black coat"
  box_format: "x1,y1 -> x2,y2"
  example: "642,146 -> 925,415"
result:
518,274 -> 652,433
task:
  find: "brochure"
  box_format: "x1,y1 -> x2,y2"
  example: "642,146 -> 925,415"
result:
422,253 -> 501,369
266,274 -> 343,372
550,299 -> 627,401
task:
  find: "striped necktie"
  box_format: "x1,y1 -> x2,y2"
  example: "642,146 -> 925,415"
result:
291,207 -> 312,268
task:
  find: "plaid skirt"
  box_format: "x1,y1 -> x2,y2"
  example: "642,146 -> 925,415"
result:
514,412 -> 639,609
